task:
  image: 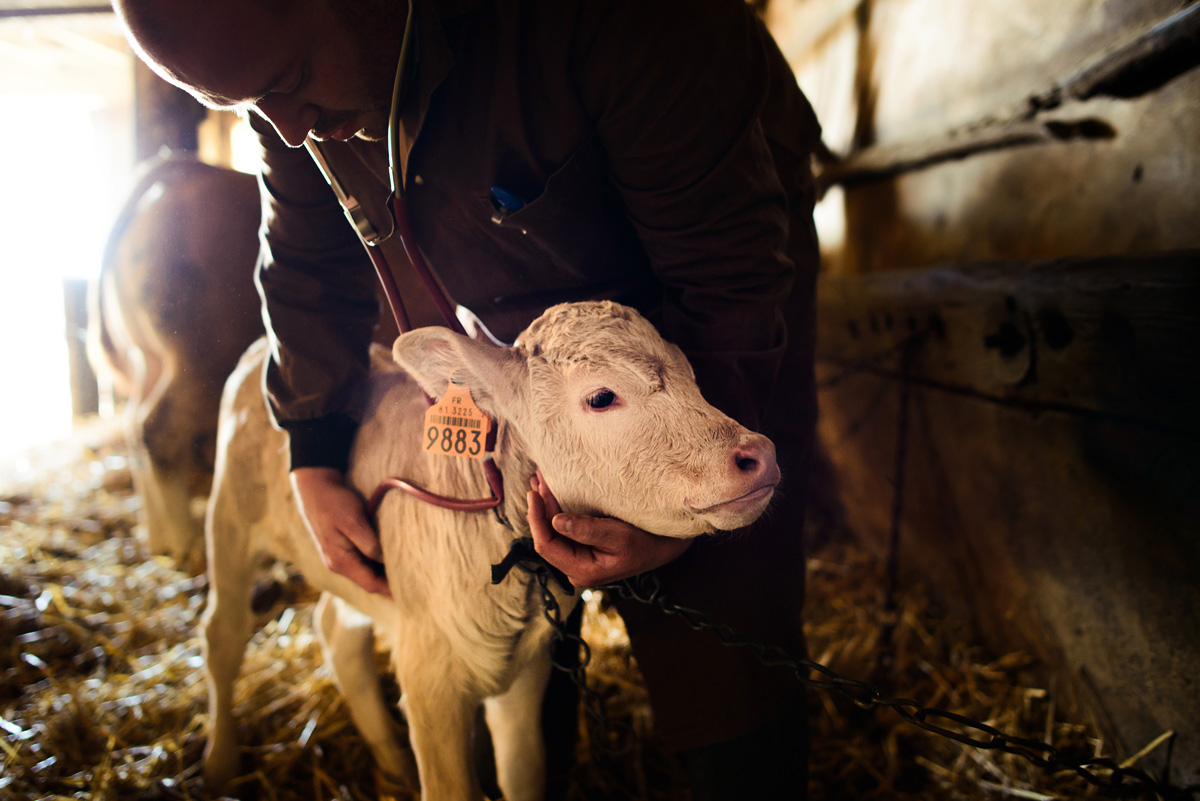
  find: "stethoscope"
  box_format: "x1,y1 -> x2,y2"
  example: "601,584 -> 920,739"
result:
302,0 -> 508,515
303,0 -> 467,339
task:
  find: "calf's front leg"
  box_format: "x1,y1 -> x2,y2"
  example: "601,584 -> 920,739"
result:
394,631 -> 483,801
199,525 -> 259,789
484,650 -> 554,801
315,593 -> 417,789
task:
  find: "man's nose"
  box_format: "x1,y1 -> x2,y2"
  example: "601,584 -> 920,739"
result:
253,95 -> 320,148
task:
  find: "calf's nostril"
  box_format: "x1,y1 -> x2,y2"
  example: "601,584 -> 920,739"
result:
735,454 -> 760,473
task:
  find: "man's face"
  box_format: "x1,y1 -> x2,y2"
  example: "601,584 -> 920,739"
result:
130,0 -> 404,147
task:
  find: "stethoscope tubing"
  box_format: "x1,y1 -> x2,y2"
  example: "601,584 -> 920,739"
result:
304,0 -> 466,338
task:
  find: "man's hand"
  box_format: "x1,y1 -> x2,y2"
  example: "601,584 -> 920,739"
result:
527,469 -> 692,587
291,467 -> 392,598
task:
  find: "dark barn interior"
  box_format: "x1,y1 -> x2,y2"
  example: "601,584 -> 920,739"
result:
1,0 -> 1197,799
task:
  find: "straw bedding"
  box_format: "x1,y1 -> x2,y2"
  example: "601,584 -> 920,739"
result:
1,419 -> 1121,800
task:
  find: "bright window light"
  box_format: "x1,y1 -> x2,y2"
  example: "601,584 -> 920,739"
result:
0,106 -> 118,464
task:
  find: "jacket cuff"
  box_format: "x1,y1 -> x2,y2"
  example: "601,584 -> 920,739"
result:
281,414 -> 359,473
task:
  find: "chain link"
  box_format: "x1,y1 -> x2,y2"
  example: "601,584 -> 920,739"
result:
596,565 -> 1198,799
526,556 -> 1198,799
531,570 -> 636,762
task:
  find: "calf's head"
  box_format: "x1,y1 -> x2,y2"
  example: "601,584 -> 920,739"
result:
393,301 -> 778,537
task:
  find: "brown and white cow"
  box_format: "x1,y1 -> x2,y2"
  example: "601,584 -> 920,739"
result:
89,153 -> 263,571
201,301 -> 779,801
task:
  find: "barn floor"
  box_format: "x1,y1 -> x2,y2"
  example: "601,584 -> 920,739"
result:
0,417 -> 1112,800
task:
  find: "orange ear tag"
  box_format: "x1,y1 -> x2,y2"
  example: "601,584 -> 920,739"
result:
422,377 -> 493,459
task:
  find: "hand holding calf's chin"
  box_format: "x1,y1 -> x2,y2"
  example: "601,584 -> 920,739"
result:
527,469 -> 693,588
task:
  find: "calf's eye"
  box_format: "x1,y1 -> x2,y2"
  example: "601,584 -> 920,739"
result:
586,389 -> 618,410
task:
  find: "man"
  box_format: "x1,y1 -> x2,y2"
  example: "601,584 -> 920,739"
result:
115,0 -> 822,796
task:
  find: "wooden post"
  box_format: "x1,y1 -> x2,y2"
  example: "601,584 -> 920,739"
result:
62,278 -> 99,417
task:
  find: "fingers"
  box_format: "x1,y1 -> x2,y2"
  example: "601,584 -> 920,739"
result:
526,471 -> 692,587
549,513 -> 628,548
339,506 -> 386,563
536,517 -> 694,587
528,487 -> 586,562
528,472 -> 564,549
532,468 -> 562,518
292,467 -> 391,597
527,486 -> 551,548
313,521 -> 393,598
529,506 -> 629,586
531,470 -> 627,548
327,546 -> 393,598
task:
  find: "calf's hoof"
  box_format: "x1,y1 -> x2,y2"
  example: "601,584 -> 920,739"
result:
202,737 -> 243,793
375,763 -> 420,801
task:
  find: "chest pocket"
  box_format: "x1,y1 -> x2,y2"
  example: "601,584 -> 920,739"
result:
416,136 -> 655,342
482,137 -> 649,306
412,135 -> 657,340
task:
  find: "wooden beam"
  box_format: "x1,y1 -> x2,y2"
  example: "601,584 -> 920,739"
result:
818,3 -> 1200,188
816,251 -> 1200,435
817,117 -> 1113,188
0,6 -> 112,19
1053,0 -> 1200,103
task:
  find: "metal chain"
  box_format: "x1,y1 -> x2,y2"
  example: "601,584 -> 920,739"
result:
530,569 -> 636,763
599,574 -> 1199,800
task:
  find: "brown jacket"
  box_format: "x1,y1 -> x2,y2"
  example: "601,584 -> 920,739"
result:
253,0 -> 821,474
255,0 -> 823,752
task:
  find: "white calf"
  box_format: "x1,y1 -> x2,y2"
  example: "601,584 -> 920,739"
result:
202,301 -> 780,800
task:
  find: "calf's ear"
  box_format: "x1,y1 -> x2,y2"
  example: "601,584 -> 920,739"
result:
392,328 -> 526,417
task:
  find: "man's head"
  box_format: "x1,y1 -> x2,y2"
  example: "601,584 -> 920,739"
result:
114,0 -> 405,147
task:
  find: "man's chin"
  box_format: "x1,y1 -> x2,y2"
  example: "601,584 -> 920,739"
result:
359,107 -> 395,141
355,122 -> 388,142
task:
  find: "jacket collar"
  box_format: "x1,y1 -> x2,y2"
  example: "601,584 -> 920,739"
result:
395,0 -> 481,184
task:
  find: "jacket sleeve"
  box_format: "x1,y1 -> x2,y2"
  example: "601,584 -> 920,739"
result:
572,0 -> 818,431
250,114 -> 381,471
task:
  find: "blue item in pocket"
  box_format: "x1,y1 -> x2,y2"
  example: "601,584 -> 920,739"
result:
489,185 -> 526,223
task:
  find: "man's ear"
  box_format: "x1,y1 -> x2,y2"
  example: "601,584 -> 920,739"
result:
392,327 -> 526,417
